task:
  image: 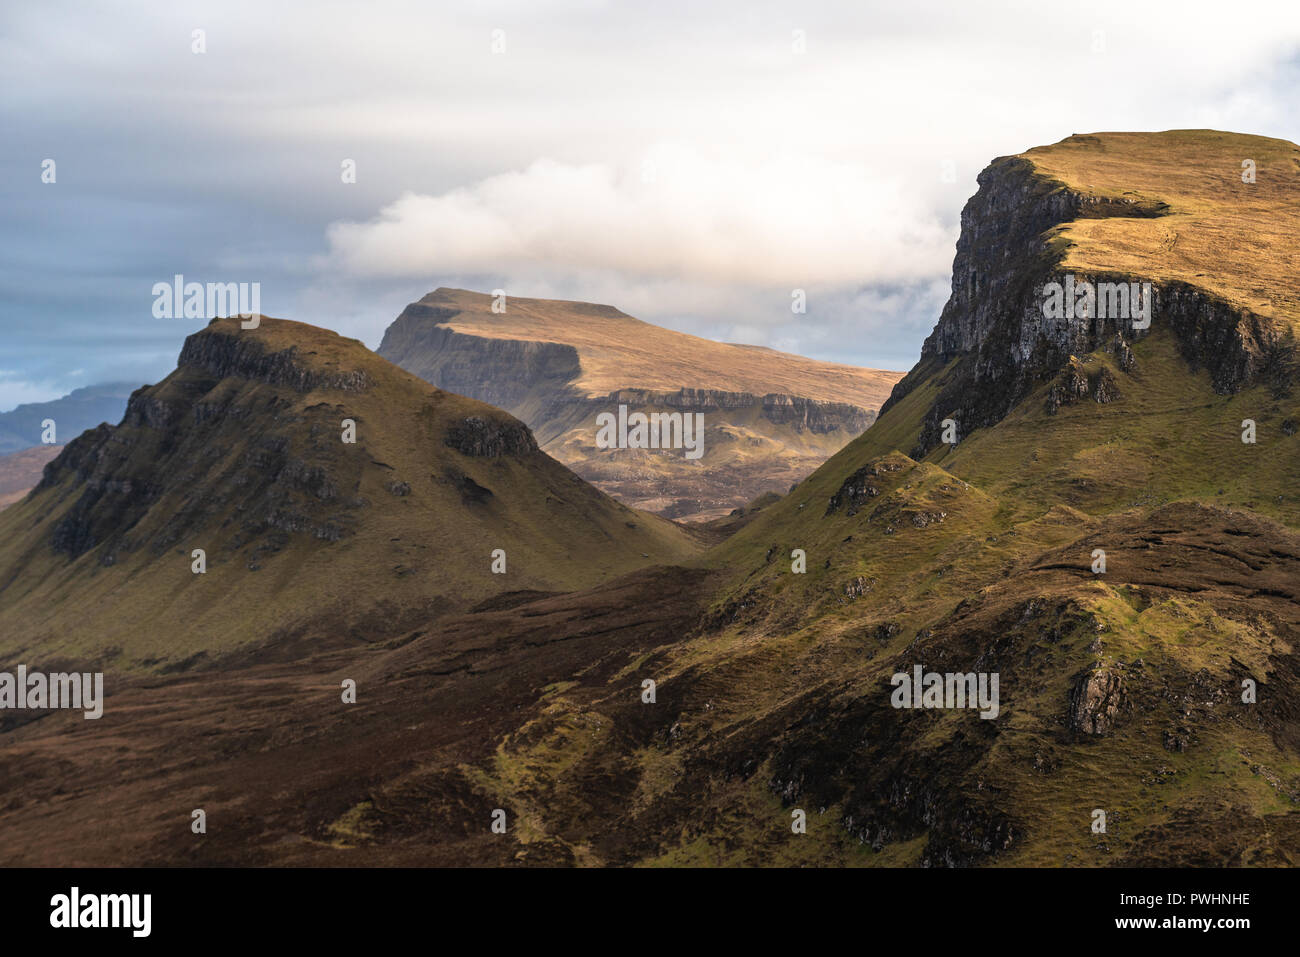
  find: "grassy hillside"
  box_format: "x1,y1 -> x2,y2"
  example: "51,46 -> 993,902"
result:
380,329 -> 1295,866
0,316 -> 700,671
442,133 -> 1300,866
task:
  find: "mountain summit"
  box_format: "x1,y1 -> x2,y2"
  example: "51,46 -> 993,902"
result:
0,315 -> 699,670
887,129 -> 1300,456
378,288 -> 903,520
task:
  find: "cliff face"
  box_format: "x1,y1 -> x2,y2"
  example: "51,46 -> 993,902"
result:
887,134 -> 1298,457
381,305 -> 581,411
175,328 -> 377,395
590,387 -> 873,434
378,288 -> 902,520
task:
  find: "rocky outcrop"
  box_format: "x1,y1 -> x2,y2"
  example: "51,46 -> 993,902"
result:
1044,358 -> 1122,414
1159,282 -> 1284,394
1068,667 -> 1125,735
443,415 -> 538,458
179,323 -> 375,394
826,460 -> 902,516
881,154 -> 1294,456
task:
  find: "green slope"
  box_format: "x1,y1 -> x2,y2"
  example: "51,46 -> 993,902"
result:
0,316 -> 701,670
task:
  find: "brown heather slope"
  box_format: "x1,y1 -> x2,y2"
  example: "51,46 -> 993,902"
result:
2,491 -> 1295,867
0,316 -> 700,672
0,445 -> 61,509
378,288 -> 903,521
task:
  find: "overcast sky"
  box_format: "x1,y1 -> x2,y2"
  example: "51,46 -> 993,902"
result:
3,0 -> 1299,410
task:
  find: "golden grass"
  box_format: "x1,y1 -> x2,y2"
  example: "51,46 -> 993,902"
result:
1021,130 -> 1300,327
417,288 -> 904,407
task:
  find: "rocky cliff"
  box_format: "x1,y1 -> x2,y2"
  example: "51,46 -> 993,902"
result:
885,131 -> 1300,457
379,309 -> 581,412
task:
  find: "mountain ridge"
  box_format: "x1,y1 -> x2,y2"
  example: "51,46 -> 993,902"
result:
378,287 -> 904,520
0,315 -> 700,671
0,381 -> 135,455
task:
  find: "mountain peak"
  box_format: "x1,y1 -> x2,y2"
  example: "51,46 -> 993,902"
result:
180,315 -> 379,394
0,314 -> 700,669
886,129 -> 1299,457
379,288 -> 904,519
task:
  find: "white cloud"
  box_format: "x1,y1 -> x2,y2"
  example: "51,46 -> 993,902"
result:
3,0 -> 1300,378
322,145 -> 955,288
0,375 -> 69,413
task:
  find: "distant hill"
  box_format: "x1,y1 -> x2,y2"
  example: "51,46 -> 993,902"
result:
378,288 -> 903,521
0,315 -> 700,671
0,382 -> 136,454
0,444 -> 61,509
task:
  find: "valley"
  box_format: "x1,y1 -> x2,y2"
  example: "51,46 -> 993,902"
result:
0,130 -> 1297,868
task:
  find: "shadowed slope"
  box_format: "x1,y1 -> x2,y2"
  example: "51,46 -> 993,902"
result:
0,316 -> 700,671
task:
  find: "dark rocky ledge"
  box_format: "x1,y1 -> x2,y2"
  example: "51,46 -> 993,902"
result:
444,415 -> 539,457
179,327 -> 375,394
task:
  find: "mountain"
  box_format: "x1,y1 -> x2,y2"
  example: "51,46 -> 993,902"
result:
0,383 -> 134,509
0,315 -> 700,672
333,130 -> 1294,866
2,131 -> 1298,868
0,445 -> 61,509
654,129 -> 1300,865
0,382 -> 135,454
377,288 -> 903,521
